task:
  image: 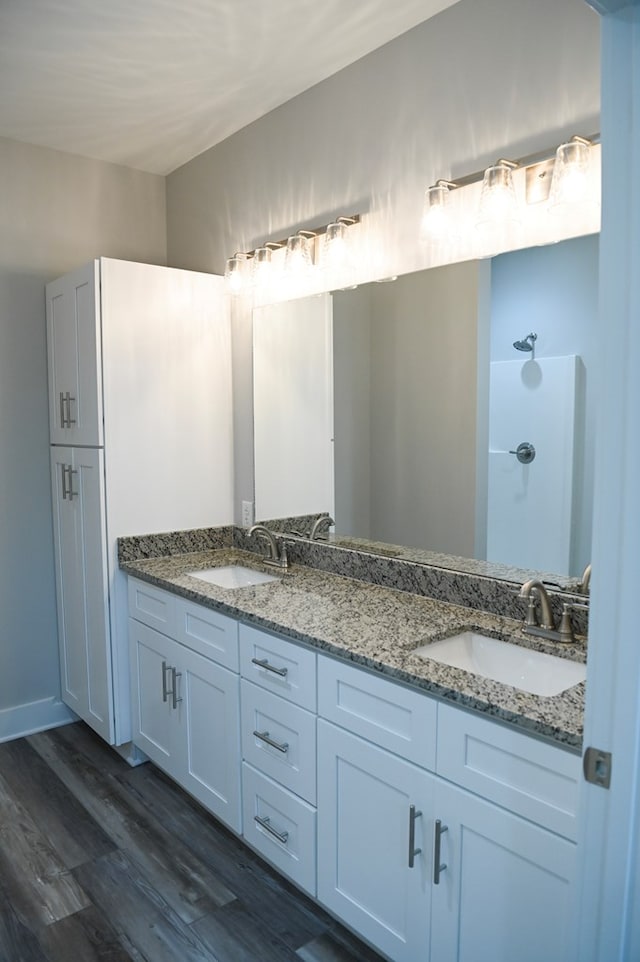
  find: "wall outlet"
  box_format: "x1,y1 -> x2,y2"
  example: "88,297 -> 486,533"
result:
241,500 -> 254,528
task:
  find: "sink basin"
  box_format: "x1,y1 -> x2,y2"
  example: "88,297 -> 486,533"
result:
187,565 -> 280,589
414,631 -> 586,696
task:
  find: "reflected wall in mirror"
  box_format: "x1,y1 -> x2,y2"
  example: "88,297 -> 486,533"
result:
253,234 -> 598,579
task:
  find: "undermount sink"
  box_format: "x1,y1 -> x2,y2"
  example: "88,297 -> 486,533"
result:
187,565 -> 280,589
414,631 -> 586,697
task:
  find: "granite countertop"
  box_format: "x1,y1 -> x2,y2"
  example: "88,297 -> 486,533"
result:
121,547 -> 586,752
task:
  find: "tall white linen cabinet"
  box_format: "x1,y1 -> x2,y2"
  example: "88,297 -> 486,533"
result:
46,258 -> 234,748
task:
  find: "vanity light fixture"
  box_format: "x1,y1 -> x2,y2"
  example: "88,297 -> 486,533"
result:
224,214 -> 360,296
549,135 -> 595,212
477,159 -> 521,228
422,133 -> 600,247
420,180 -> 457,242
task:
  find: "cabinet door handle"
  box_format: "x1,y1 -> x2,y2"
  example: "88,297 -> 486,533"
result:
408,804 -> 422,868
65,391 -> 76,426
162,660 -> 170,702
59,391 -> 67,428
254,814 -> 288,844
433,818 -> 449,884
66,467 -> 78,501
253,729 -> 289,753
251,657 -> 288,677
171,667 -> 182,709
61,463 -> 69,500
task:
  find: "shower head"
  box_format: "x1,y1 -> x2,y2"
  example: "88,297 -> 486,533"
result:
513,332 -> 537,353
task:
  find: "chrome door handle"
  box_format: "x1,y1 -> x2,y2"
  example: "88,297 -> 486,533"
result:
254,815 -> 288,844
253,730 -> 289,753
433,818 -> 449,884
162,660 -> 170,702
408,804 -> 422,868
59,391 -> 66,428
66,467 -> 78,500
251,657 -> 288,677
61,463 -> 69,500
65,391 -> 76,426
171,667 -> 182,709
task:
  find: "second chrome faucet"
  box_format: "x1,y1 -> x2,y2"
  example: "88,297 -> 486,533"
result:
248,524 -> 289,569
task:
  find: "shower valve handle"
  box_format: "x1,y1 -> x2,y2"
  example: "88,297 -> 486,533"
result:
509,442 -> 536,464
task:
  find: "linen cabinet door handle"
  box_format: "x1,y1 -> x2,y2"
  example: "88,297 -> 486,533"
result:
61,463 -> 69,500
254,815 -> 288,844
59,391 -> 67,428
65,392 -> 76,425
253,730 -> 289,753
251,657 -> 288,677
161,660 -> 170,702
433,818 -> 449,884
66,468 -> 78,501
408,804 -> 422,868
171,667 -> 182,709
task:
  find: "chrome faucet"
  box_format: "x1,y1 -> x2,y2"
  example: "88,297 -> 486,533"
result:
519,579 -> 556,631
248,524 -> 289,569
308,514 -> 335,541
578,562 -> 592,595
519,578 -> 588,644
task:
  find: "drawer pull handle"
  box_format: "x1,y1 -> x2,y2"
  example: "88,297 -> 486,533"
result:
433,818 -> 449,884
408,804 -> 422,868
251,657 -> 288,678
253,730 -> 289,753
254,815 -> 288,844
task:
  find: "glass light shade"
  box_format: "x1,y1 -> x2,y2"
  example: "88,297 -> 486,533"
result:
285,233 -> 314,275
420,184 -> 452,241
224,253 -> 249,293
252,246 -> 275,292
549,139 -> 592,211
321,221 -> 355,286
477,163 -> 520,227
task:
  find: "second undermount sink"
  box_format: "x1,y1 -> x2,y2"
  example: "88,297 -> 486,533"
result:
414,631 -> 586,697
188,565 -> 280,589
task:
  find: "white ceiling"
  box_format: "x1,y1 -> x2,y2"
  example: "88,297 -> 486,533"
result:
0,0 -> 459,175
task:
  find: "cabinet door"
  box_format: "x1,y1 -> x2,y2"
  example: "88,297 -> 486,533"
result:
46,262 -> 103,446
128,619 -> 176,773
430,779 -> 577,962
317,720 -> 433,962
172,643 -> 241,833
50,446 -> 113,742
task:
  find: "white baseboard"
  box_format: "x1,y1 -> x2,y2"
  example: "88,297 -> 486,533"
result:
0,697 -> 78,743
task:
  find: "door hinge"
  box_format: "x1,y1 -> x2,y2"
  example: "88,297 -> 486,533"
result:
583,746 -> 612,789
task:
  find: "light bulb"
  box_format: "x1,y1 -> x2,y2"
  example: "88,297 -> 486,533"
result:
549,138 -> 594,212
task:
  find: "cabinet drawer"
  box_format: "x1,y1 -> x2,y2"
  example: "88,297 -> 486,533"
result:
242,763 -> 316,896
318,655 -> 437,770
436,703 -> 581,840
175,598 -> 239,671
128,578 -> 177,636
241,680 -> 316,804
239,626 -> 316,710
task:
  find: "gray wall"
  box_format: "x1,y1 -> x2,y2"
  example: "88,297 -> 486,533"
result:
165,0 -> 600,518
0,136 -> 166,734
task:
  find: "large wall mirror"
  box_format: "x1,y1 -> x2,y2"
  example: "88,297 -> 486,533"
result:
253,233 -> 598,582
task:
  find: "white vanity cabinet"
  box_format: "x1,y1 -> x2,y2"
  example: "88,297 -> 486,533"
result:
239,625 -> 318,896
128,579 -> 241,832
317,657 -> 438,962
46,258 -> 233,747
316,655 -> 581,962
429,703 -> 579,962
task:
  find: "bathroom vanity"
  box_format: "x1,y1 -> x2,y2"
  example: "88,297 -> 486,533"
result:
123,540 -> 584,962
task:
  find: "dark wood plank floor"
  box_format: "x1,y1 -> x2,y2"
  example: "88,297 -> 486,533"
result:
0,722 -> 385,962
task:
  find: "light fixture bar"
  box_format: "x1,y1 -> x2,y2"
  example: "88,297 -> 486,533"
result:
239,214 -> 360,260
447,133 -> 600,190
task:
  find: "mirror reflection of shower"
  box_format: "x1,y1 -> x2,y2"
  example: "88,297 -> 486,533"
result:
513,331 -> 537,357
513,331 -> 538,357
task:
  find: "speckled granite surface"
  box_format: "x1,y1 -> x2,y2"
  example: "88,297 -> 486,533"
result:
121,547 -> 585,752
